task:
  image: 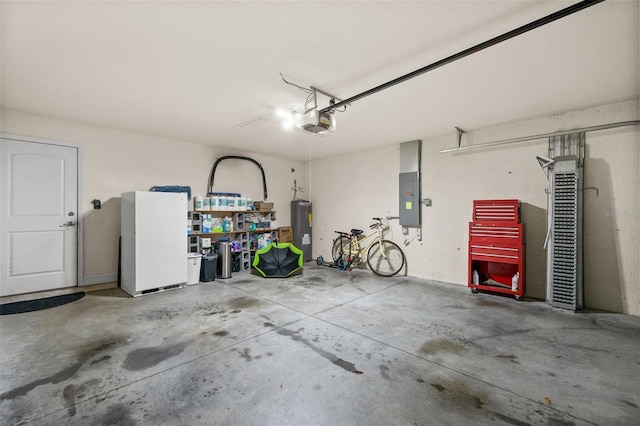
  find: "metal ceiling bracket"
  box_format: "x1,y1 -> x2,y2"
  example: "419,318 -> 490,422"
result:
455,127 -> 465,148
310,86 -> 347,106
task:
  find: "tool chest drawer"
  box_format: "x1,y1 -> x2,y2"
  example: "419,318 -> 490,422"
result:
469,243 -> 521,263
469,223 -> 524,243
472,199 -> 520,223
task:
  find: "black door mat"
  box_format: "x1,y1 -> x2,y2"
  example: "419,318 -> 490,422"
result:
0,292 -> 85,315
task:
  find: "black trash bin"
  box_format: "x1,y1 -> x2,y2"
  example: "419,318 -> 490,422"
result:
200,254 -> 218,282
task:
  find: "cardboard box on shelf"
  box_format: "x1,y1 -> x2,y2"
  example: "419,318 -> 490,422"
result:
278,226 -> 293,243
254,201 -> 273,212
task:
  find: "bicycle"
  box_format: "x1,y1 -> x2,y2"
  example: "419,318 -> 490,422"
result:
319,217 -> 405,277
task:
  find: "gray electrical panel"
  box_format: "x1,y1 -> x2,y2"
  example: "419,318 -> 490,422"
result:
399,172 -> 420,226
291,200 -> 312,261
399,140 -> 421,227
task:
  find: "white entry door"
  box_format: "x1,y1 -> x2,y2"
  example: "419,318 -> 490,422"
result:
0,138 -> 79,296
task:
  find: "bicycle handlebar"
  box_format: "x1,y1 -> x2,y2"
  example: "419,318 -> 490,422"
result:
338,217 -> 385,232
370,217 -> 386,229
369,217 -> 385,228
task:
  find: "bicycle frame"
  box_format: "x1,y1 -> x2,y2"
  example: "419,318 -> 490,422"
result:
326,217 -> 404,276
341,221 -> 389,264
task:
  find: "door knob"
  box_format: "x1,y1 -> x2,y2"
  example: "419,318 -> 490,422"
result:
60,221 -> 76,227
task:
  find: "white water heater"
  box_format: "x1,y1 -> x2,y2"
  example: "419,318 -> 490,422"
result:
291,200 -> 312,261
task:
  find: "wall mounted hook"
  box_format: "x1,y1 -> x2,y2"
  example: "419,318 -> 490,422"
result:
455,127 -> 466,148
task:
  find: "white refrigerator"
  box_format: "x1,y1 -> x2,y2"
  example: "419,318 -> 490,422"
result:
121,191 -> 187,296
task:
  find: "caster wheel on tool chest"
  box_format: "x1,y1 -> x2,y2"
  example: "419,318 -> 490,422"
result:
471,288 -> 479,294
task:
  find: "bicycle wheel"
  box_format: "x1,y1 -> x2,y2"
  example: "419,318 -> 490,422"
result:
367,240 -> 405,277
332,236 -> 352,262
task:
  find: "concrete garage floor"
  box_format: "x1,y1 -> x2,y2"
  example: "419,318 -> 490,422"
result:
0,265 -> 638,426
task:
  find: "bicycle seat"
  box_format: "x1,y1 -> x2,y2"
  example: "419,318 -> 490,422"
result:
351,229 -> 363,236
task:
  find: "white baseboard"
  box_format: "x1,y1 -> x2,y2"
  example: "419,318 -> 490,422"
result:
83,273 -> 117,286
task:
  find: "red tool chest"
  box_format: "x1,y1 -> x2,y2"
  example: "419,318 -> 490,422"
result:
468,199 -> 525,300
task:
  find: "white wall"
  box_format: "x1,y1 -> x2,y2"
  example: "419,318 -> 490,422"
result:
2,100 -> 637,315
310,99 -> 639,316
309,144 -> 400,250
1,108 -> 308,285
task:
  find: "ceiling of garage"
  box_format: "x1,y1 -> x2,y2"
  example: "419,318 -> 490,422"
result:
1,1 -> 638,161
